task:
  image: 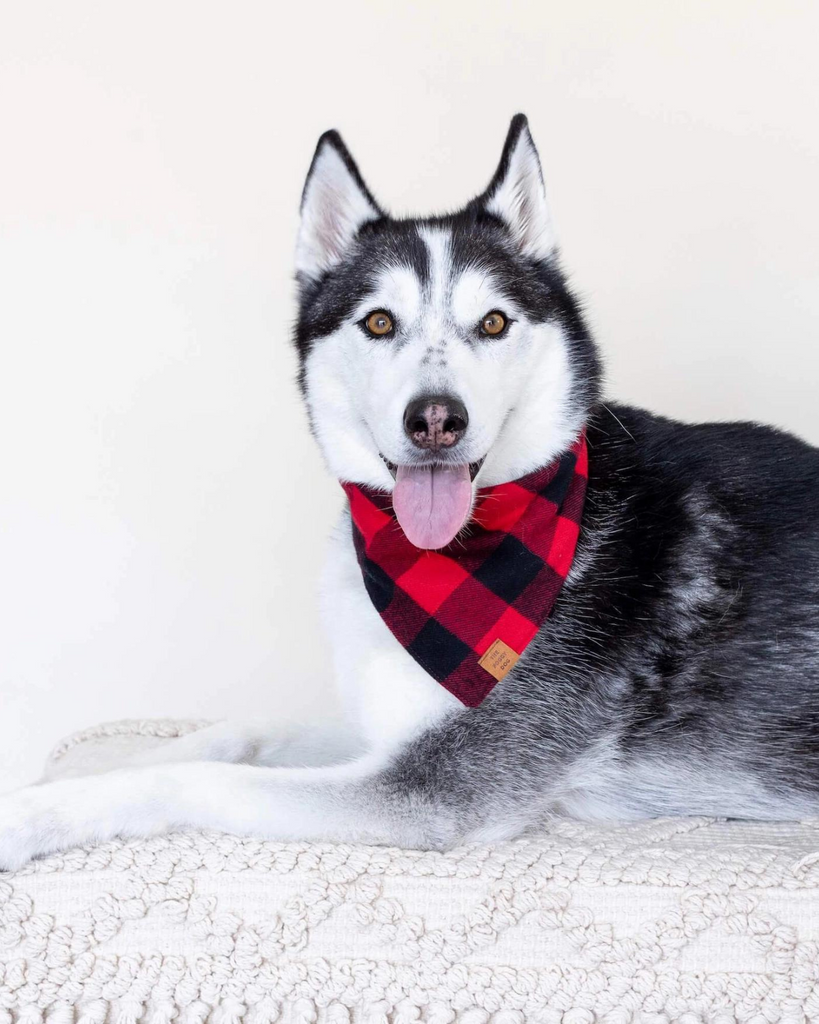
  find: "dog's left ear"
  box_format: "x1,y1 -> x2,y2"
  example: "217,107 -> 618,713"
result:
478,114 -> 556,261
296,130 -> 383,282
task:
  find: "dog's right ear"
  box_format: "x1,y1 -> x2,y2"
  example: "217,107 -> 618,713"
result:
296,130 -> 383,283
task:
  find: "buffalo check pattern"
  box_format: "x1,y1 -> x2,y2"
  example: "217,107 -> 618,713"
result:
342,434 -> 588,707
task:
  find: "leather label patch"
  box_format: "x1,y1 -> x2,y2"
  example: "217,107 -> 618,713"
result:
478,639 -> 520,681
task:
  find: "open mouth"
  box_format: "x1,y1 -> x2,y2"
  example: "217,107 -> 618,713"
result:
381,456 -> 485,482
380,455 -> 486,550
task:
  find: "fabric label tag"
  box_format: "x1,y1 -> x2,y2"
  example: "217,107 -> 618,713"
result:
478,639 -> 520,681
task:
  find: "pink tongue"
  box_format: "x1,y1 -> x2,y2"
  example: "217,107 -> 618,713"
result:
393,464 -> 473,549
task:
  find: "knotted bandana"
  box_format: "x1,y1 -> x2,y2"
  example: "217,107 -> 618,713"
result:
342,434 -> 588,707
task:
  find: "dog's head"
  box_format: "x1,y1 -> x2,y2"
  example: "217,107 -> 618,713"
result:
294,114 -> 601,549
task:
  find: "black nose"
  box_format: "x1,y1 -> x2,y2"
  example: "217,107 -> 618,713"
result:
403,395 -> 469,451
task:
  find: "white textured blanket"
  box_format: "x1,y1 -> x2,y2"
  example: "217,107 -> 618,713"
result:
2,719 -> 819,1023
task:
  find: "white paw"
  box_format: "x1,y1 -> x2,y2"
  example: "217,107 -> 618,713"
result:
0,786 -> 58,872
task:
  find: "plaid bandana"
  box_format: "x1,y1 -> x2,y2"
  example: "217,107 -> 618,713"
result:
341,434 -> 588,707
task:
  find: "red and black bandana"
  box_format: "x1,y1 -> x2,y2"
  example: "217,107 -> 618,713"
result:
341,434 -> 588,707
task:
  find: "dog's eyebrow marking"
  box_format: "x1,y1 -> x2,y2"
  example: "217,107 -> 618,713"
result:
354,265 -> 422,326
451,268 -> 505,328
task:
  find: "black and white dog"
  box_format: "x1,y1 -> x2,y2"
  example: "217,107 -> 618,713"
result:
2,114 -> 819,870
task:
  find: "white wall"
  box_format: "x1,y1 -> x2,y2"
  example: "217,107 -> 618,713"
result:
1,0 -> 818,791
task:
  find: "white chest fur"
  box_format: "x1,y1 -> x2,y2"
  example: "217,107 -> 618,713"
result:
319,511 -> 458,752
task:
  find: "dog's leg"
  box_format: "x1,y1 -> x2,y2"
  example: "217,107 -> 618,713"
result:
0,754 -> 466,870
43,722 -> 367,780
128,721 -> 364,768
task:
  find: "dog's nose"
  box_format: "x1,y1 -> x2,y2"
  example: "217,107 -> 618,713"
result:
403,395 -> 469,451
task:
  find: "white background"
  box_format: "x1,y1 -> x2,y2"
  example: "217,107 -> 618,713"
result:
1,1 -> 818,791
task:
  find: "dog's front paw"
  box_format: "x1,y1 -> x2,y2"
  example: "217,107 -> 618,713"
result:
0,786 -> 63,872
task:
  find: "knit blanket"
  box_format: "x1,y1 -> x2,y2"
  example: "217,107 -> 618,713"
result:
2,719 -> 819,1023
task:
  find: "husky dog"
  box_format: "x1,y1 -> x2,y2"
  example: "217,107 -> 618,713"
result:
2,114 -> 819,871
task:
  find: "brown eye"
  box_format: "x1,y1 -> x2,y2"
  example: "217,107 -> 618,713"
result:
365,311 -> 393,337
481,311 -> 507,336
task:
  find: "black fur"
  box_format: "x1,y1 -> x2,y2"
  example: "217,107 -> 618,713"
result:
377,403 -> 819,834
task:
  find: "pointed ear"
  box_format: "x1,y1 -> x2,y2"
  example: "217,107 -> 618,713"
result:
479,114 -> 556,261
296,130 -> 383,282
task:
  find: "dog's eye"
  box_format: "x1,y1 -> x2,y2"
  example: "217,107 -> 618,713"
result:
480,311 -> 507,337
364,311 -> 394,337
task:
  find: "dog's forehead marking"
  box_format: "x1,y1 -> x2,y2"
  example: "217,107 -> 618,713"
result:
418,226 -> 453,342
351,226 -> 506,349
418,228 -> 508,335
